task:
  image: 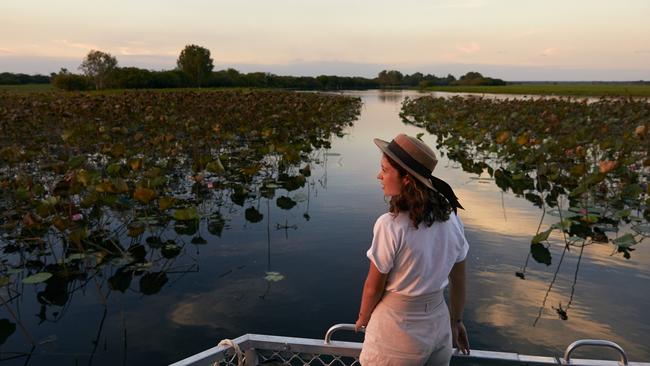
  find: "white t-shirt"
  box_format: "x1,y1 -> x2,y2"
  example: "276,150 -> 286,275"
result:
366,211 -> 469,295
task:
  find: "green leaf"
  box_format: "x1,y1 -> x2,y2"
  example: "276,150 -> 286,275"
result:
161,243 -> 181,258
264,271 -> 285,282
550,219 -> 573,231
612,233 -> 636,248
174,207 -> 199,221
65,253 -> 86,262
22,272 -> 53,284
531,228 -> 552,245
206,158 -> 225,174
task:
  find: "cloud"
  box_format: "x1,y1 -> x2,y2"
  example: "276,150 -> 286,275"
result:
540,47 -> 558,57
117,46 -> 155,56
53,39 -> 100,51
456,42 -> 481,54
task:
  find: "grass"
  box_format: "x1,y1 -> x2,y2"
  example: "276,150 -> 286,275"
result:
422,83 -> 650,97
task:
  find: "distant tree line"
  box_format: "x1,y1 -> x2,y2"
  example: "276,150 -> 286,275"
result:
4,44 -> 506,90
0,72 -> 50,85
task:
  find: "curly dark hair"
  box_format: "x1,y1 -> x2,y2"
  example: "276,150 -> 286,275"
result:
385,154 -> 452,228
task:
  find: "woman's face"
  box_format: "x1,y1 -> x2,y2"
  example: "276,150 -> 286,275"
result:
377,155 -> 403,197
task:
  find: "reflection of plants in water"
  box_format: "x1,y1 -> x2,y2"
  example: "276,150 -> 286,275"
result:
0,90 -> 361,349
401,95 -> 649,321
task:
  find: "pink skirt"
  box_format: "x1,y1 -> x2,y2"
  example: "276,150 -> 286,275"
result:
359,291 -> 452,366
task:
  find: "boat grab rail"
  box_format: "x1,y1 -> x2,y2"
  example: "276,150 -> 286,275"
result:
324,323 -> 363,344
563,339 -> 628,365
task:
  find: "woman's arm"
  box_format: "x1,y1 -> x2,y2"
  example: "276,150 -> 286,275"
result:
449,259 -> 470,354
355,261 -> 388,331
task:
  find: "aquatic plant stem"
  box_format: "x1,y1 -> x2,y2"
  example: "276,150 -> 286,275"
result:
533,198 -> 570,327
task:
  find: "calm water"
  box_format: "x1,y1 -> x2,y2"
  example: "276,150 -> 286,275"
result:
2,90 -> 649,365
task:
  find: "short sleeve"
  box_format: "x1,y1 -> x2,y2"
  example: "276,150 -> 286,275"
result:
454,214 -> 470,262
366,215 -> 397,274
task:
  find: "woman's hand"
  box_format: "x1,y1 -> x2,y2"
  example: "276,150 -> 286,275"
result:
451,320 -> 470,355
355,316 -> 368,332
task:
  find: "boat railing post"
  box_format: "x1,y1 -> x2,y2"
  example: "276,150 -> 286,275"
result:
563,339 -> 628,365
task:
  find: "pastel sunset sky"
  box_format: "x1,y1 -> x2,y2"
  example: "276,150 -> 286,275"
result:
1,0 -> 649,80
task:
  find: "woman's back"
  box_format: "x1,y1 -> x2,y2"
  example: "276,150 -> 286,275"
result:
368,212 -> 469,296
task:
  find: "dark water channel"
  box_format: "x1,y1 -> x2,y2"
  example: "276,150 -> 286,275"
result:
1,90 -> 649,365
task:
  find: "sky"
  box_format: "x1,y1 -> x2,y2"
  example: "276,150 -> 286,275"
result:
1,0 -> 649,81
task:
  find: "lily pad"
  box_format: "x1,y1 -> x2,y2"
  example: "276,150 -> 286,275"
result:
174,207 -> 199,221
133,187 -> 156,203
264,271 -> 285,282
531,229 -> 552,245
161,243 -> 181,258
22,272 -> 53,284
612,233 -> 636,248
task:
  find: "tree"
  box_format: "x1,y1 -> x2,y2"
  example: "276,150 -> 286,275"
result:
52,68 -> 93,91
79,50 -> 118,90
377,70 -> 404,87
177,44 -> 214,87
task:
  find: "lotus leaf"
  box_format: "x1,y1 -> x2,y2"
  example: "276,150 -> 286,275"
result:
174,207 -> 199,221
22,272 -> 53,284
264,271 -> 284,282
134,187 -> 156,203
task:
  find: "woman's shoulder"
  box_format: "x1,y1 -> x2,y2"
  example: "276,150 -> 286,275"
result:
375,212 -> 409,228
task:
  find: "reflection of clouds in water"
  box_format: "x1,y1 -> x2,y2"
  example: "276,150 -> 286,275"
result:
456,185 -> 543,238
471,269 -> 620,355
170,278 -> 262,330
169,277 -> 295,332
456,183 -> 650,271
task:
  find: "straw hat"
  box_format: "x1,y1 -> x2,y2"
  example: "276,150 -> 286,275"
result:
373,133 -> 438,191
374,133 -> 464,213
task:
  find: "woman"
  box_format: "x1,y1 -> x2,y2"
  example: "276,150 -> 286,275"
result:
355,134 -> 470,366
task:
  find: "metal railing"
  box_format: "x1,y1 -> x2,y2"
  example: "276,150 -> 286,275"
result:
170,324 -> 649,366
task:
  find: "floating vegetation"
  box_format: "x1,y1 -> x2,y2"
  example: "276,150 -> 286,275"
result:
264,271 -> 285,282
0,89 -> 361,346
401,96 -> 649,261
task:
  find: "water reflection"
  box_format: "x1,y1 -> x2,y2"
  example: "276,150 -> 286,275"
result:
0,90 -> 648,365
